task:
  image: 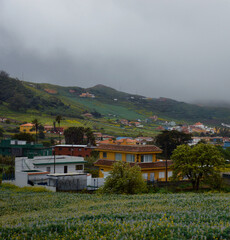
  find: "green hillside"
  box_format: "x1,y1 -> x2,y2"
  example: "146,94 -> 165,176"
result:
1,70 -> 230,127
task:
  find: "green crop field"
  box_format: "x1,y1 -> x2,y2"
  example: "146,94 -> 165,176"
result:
0,184 -> 229,239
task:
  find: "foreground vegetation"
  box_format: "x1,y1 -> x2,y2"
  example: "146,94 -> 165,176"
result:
0,184 -> 229,239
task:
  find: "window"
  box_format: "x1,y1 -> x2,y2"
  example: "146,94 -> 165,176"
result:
59,147 -> 62,150
141,154 -> 153,163
142,173 -> 148,180
78,148 -> 82,151
159,171 -> 165,179
64,166 -> 68,173
168,171 -> 173,178
46,167 -> 51,172
126,154 -> 135,162
103,152 -> 107,158
76,165 -> 83,170
150,173 -> 155,182
115,153 -> 122,161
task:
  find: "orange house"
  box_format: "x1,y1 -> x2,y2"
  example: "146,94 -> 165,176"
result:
20,123 -> 36,134
94,142 -> 173,181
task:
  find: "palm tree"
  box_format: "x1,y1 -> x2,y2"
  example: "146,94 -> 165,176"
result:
32,119 -> 40,143
55,115 -> 62,143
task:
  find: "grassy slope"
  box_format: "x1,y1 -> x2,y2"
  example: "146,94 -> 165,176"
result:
2,79 -> 230,137
0,184 -> 229,239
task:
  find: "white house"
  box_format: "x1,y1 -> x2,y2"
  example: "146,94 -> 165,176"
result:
15,155 -> 87,187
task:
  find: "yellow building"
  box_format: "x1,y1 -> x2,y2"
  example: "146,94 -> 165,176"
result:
20,123 -> 36,134
94,142 -> 173,181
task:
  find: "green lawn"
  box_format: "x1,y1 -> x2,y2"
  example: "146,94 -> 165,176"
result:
0,184 -> 229,239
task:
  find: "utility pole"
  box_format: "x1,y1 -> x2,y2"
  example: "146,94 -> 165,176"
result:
165,142 -> 168,183
53,147 -> 56,174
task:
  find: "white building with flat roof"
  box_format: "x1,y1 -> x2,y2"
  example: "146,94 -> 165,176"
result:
15,155 -> 87,187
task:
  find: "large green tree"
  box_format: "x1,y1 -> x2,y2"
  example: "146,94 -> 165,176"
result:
171,143 -> 225,190
85,127 -> 96,145
64,127 -> 85,144
13,132 -> 35,142
155,130 -> 192,158
102,161 -> 147,194
64,127 -> 95,145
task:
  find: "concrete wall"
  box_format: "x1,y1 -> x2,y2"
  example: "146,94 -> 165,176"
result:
48,174 -> 87,191
15,171 -> 28,187
15,157 -> 35,172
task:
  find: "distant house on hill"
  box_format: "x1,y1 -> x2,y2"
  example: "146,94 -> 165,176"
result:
82,113 -> 93,118
69,89 -> 76,93
44,89 -> 57,94
120,119 -> 129,125
135,137 -> 153,144
193,122 -> 205,129
79,92 -> 95,98
0,117 -> 8,123
20,123 -> 36,134
149,115 -> 158,121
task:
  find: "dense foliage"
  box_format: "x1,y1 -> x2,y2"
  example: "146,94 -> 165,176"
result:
64,127 -> 96,145
0,184 -> 229,239
102,161 -> 147,194
171,144 -> 225,190
13,132 -> 35,142
155,130 -> 192,157
0,71 -> 68,113
0,127 -> 4,137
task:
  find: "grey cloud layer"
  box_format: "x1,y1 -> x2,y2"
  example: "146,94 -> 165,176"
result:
1,0 -> 230,102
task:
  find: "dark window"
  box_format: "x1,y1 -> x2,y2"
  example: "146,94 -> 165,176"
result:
64,166 -> 68,173
103,152 -> 107,158
59,147 -> 62,150
76,165 -> 83,170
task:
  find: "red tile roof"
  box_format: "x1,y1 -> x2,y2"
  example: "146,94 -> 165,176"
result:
94,159 -> 172,169
96,144 -> 162,153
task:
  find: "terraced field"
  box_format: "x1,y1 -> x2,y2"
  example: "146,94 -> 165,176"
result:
0,184 -> 229,239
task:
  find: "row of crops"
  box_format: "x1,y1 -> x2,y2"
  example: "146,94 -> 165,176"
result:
0,184 -> 229,239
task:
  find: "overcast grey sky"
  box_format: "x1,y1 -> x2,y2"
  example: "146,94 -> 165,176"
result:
1,0 -> 230,102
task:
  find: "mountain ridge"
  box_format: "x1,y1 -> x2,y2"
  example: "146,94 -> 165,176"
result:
1,71 -> 230,125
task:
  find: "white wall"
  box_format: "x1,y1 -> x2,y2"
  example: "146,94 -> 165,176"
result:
87,174 -> 105,189
34,164 -> 84,174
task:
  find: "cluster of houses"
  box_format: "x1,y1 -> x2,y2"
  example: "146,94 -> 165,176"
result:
2,118 -> 229,192
157,121 -> 216,134
2,133 -> 172,191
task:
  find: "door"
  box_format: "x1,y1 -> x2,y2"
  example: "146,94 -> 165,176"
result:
64,166 -> 68,173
